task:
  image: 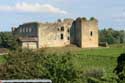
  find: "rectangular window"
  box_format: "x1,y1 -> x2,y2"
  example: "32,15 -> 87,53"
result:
90,31 -> 93,36
61,26 -> 64,31
67,28 -> 70,33
61,34 -> 63,40
26,28 -> 28,32
67,36 -> 70,40
23,28 -> 25,32
20,28 -> 22,32
29,28 -> 32,32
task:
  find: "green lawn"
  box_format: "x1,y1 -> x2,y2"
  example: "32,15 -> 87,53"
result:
43,46 -> 125,78
77,47 -> 124,78
75,48 -> 121,78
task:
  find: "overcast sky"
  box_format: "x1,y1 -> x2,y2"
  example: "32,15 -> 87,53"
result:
0,0 -> 125,31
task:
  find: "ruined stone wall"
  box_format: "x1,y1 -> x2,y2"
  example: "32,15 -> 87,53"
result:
71,17 -> 99,48
38,19 -> 73,48
22,42 -> 37,49
74,18 -> 82,46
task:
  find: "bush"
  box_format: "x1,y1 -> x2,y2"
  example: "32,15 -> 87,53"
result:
114,53 -> 125,83
85,68 -> 105,79
0,49 -> 80,83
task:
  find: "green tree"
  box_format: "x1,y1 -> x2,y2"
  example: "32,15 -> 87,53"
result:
0,32 -> 19,50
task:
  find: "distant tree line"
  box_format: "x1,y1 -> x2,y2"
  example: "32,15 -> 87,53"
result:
99,28 -> 125,44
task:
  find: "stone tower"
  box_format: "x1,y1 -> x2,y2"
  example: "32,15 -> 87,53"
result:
70,17 -> 99,48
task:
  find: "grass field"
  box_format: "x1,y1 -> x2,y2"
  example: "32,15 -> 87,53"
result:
42,45 -> 125,78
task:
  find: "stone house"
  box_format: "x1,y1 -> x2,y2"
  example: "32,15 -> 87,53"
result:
12,17 -> 99,49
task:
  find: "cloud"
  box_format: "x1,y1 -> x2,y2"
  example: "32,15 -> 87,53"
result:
0,2 -> 68,14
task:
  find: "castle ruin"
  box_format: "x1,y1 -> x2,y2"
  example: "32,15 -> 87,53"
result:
12,17 -> 99,49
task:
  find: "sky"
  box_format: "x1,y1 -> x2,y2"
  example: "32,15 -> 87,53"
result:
0,0 -> 125,31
